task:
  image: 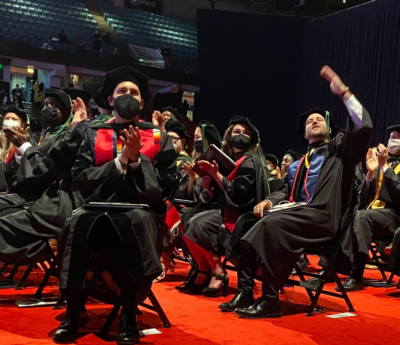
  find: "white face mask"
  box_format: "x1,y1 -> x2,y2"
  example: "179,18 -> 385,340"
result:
388,138 -> 400,155
3,119 -> 20,129
173,143 -> 178,150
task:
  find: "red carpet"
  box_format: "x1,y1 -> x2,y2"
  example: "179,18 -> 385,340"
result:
1,258 -> 400,344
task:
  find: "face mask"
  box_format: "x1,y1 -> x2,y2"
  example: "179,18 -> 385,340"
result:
231,134 -> 251,151
3,119 -> 20,129
194,140 -> 204,153
388,138 -> 400,155
113,94 -> 141,120
173,143 -> 178,150
40,107 -> 59,128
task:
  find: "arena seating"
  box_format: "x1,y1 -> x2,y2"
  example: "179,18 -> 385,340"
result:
94,0 -> 198,73
0,0 -> 99,55
0,0 -> 199,73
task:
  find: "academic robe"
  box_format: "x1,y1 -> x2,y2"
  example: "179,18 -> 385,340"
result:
342,156 -> 400,262
0,134 -> 57,215
0,122 -> 89,264
57,122 -> 177,292
184,152 -> 266,256
240,107 -> 372,303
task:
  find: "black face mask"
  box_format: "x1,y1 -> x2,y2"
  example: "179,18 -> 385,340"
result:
113,94 -> 141,120
231,134 -> 251,151
194,140 -> 204,153
40,107 -> 60,129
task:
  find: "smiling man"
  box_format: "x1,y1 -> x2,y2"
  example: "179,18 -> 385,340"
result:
219,66 -> 373,319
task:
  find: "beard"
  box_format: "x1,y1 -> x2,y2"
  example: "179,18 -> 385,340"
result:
306,126 -> 328,142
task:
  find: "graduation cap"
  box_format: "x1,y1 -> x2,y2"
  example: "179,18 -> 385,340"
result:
63,88 -> 92,104
91,87 -> 113,111
198,119 -> 222,148
165,120 -> 191,142
45,89 -> 72,112
5,105 -> 28,123
284,149 -> 303,162
229,115 -> 259,144
387,124 -> 400,135
162,105 -> 181,121
264,153 -> 279,166
296,107 -> 337,146
100,66 -> 149,107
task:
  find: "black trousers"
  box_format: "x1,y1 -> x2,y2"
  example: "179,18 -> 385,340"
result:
351,208 -> 400,280
237,241 -> 288,305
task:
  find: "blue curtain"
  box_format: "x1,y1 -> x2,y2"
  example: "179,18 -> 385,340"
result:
301,0 -> 400,147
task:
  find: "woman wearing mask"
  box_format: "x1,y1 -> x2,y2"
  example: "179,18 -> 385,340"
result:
156,120 -> 222,283
183,115 -> 268,297
0,106 -> 29,162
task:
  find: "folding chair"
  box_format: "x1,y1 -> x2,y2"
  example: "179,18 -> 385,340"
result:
15,244 -> 65,309
99,289 -> 171,337
287,219 -> 355,316
0,263 -> 35,289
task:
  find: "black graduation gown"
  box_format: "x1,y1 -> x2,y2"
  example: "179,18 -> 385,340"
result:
58,122 -> 177,292
241,108 -> 373,300
0,123 -> 89,264
0,135 -> 57,215
341,157 -> 400,262
184,153 -> 265,256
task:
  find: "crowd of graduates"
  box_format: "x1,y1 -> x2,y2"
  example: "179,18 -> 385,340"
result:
0,64 -> 398,344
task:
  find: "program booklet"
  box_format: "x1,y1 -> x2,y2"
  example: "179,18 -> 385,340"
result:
192,144 -> 236,178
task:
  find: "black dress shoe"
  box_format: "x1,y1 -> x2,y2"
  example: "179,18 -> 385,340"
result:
234,298 -> 282,319
335,277 -> 364,292
116,308 -> 141,345
218,291 -> 254,312
53,310 -> 89,343
307,270 -> 335,285
292,256 -> 310,275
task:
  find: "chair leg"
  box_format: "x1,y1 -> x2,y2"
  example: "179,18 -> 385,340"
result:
386,272 -> 396,287
0,264 -> 20,288
370,246 -> 387,280
100,301 -> 121,337
34,267 -> 52,299
53,293 -> 66,310
294,264 -> 314,301
0,263 -> 9,276
332,270 -> 355,312
15,263 -> 34,290
147,290 -> 171,328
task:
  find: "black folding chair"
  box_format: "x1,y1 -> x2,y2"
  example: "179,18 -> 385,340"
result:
0,263 -> 35,289
287,220 -> 356,316
99,289 -> 171,337
15,244 -> 65,309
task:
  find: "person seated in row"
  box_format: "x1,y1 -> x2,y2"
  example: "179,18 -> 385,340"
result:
339,125 -> 400,291
0,106 -> 29,190
0,90 -> 89,265
280,149 -> 303,180
54,66 -> 177,345
155,120 -> 192,281
0,90 -> 72,220
157,120 -> 222,283
183,115 -> 268,297
152,105 -> 181,133
219,65 -> 373,318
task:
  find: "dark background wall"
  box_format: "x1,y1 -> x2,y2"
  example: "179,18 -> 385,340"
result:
196,9 -> 311,157
301,0 -> 400,147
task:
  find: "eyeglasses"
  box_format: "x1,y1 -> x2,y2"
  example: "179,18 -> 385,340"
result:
170,137 -> 181,143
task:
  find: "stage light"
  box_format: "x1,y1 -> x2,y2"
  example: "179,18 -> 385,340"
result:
343,0 -> 346,3
27,67 -> 34,74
